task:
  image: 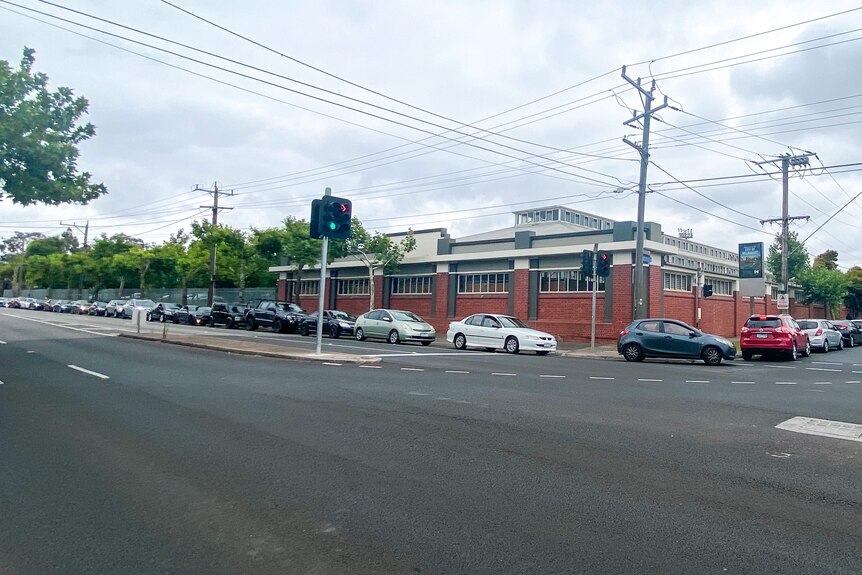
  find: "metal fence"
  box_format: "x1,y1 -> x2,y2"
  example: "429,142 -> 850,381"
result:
3,286 -> 277,304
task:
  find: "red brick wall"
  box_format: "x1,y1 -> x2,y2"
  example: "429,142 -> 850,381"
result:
612,264 -> 632,328
513,269 -> 529,319
436,272 -> 449,318
389,295 -> 433,318
277,279 -> 287,301
454,295 -> 509,318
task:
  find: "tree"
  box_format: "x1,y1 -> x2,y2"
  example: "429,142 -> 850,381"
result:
0,48 -> 106,206
280,217 -> 324,302
342,220 -> 416,311
766,231 -> 809,288
813,249 -> 839,270
844,266 -> 862,316
797,265 -> 849,319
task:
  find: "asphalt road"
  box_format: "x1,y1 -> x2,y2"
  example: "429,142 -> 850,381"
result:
1,308 -> 861,574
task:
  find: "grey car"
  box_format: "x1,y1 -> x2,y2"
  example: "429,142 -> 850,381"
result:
617,318 -> 737,366
796,319 -> 843,352
354,309 -> 436,345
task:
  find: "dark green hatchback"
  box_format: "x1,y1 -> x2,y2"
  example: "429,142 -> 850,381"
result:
617,318 -> 737,365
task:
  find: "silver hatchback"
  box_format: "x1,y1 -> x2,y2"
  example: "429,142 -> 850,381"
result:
796,319 -> 843,352
355,309 -> 436,346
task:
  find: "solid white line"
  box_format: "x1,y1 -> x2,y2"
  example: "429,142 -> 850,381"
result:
321,362 -> 342,366
775,381 -> 797,385
808,389 -> 826,393
0,340 -> 6,344
638,378 -> 663,382
847,380 -> 862,384
445,370 -> 470,374
407,392 -> 430,396
852,371 -> 862,374
764,365 -> 797,369
806,367 -> 842,372
67,365 -> 110,379
492,372 -> 517,376
401,367 -> 425,372
686,380 -> 710,383
539,374 -> 566,378
358,365 -> 381,369
3,313 -> 117,337
732,381 -> 756,384
589,376 -> 615,380
812,361 -> 842,365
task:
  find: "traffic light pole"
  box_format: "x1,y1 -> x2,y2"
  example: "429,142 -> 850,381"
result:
315,187 -> 332,356
590,244 -> 598,350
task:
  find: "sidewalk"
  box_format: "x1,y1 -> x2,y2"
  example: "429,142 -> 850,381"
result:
119,331 -> 382,364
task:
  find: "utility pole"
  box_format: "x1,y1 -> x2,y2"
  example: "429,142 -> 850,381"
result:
60,220 -> 89,248
621,65 -> 669,320
196,182 -> 234,306
757,153 -> 813,295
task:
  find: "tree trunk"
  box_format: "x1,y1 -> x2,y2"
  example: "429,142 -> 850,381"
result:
117,276 -> 125,298
366,263 -> 375,312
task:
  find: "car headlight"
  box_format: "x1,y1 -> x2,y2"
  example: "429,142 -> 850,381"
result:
716,337 -> 732,347
339,322 -> 351,328
525,335 -> 540,341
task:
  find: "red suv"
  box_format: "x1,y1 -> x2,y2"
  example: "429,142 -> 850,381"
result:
740,314 -> 810,360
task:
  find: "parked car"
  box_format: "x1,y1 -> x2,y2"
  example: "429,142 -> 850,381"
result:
88,301 -> 109,316
299,310 -> 357,339
209,302 -> 248,329
118,298 -> 157,319
829,320 -> 862,348
796,319 -> 844,353
740,314 -> 811,360
174,305 -> 211,326
147,302 -> 180,323
0,297 -> 6,307
51,300 -> 75,313
34,299 -> 54,311
354,309 -> 436,345
104,300 -> 128,318
72,300 -> 91,314
447,313 -> 557,355
618,318 -> 737,365
244,300 -> 307,333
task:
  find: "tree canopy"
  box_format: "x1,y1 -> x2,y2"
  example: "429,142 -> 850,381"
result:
0,47 -> 106,206
766,231 -> 809,287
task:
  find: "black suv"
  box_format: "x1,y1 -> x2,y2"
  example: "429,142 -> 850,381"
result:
245,300 -> 308,333
209,302 -> 248,329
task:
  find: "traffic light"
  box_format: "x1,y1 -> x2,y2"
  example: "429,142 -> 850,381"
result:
316,195 -> 352,239
309,199 -> 322,239
596,252 -> 611,277
703,284 -> 714,297
581,249 -> 594,278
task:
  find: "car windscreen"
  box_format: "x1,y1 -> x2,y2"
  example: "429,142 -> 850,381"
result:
136,300 -> 157,307
392,311 -> 423,322
745,319 -> 781,328
499,316 -> 529,329
797,320 -> 818,330
332,311 -> 356,321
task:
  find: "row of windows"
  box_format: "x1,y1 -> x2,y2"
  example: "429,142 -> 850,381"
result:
458,273 -> 509,294
516,209 -> 612,230
664,272 -> 693,292
663,237 -> 738,261
391,276 -> 433,294
539,270 -> 605,293
710,279 -> 734,295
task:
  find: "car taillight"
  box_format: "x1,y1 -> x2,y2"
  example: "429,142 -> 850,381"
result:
741,327 -> 749,334
619,329 -> 629,336
815,328 -> 823,336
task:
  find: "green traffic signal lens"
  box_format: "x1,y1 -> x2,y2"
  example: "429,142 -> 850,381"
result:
329,222 -> 337,230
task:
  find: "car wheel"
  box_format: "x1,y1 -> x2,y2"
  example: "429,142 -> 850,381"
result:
453,333 -> 467,350
786,342 -> 798,361
505,336 -> 520,354
225,317 -> 234,329
299,323 -> 309,336
208,318 -> 216,327
355,327 -> 366,341
823,340 -> 829,353
801,340 -> 811,357
741,349 -> 753,361
159,315 -> 165,323
246,317 -> 256,331
702,346 -> 723,366
622,342 -> 643,362
849,337 -> 855,348
146,312 -> 151,321
388,329 -> 400,345
187,316 -> 195,326
838,337 -> 844,350
272,319 -> 284,333
329,324 -> 339,339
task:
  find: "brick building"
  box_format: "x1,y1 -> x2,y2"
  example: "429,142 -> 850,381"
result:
270,206 -> 829,343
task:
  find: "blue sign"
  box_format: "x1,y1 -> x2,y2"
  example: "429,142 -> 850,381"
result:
738,242 -> 763,279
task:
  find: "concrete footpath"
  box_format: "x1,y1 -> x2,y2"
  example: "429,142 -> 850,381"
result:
120,328 -> 622,364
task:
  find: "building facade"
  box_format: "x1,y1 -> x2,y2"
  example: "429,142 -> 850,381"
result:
270,206 -> 829,342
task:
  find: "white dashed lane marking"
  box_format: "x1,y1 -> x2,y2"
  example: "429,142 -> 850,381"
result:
812,382 -> 833,385
492,373 -> 517,377
407,392 -> 430,396
685,380 -> 710,384
445,370 -> 470,374
67,365 -> 109,380
590,376 -> 614,380
401,367 -> 425,372
322,362 -> 342,366
359,365 -> 381,369
775,381 -> 797,385
539,374 -> 566,379
732,381 -> 756,384
638,378 -> 663,382
812,361 -> 842,365
806,367 -> 842,372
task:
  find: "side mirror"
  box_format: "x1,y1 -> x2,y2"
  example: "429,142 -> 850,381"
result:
689,331 -> 697,338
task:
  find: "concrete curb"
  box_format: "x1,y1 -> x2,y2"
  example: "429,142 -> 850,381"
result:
118,332 -> 382,364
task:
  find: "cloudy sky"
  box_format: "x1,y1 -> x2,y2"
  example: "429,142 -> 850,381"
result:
2,0 -> 862,268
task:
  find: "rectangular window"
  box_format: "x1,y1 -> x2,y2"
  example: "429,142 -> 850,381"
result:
286,279 -> 319,295
457,273 -> 510,294
391,276 -> 433,294
709,279 -> 733,295
538,270 -> 605,293
337,278 -> 370,295
664,272 -> 693,292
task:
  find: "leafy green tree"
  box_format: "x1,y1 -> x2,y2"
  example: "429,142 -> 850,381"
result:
797,265 -> 849,319
0,48 -> 106,206
813,249 -> 839,270
342,220 -> 416,311
766,231 -> 809,287
844,266 -> 862,316
0,231 -> 45,260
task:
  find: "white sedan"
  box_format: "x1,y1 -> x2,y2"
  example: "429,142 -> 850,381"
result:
446,314 -> 557,355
